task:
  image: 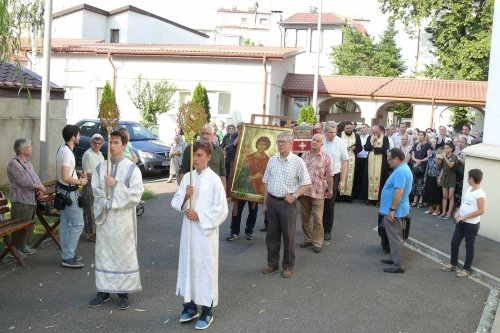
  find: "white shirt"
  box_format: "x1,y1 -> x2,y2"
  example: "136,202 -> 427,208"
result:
459,187 -> 486,224
82,148 -> 105,173
322,137 -> 349,174
56,145 -> 77,185
391,132 -> 414,150
263,152 -> 311,197
357,134 -> 369,158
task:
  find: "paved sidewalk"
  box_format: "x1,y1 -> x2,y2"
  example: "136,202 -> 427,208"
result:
0,179 -> 496,332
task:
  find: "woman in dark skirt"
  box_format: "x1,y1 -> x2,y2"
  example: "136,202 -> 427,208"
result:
424,137 -> 443,215
410,131 -> 431,208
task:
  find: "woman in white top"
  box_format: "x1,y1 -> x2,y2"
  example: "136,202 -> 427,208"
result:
442,168 -> 486,278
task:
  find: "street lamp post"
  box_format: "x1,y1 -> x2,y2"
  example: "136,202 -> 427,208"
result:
312,0 -> 322,120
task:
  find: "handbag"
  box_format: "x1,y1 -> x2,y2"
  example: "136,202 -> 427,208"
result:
412,162 -> 425,175
54,190 -> 72,210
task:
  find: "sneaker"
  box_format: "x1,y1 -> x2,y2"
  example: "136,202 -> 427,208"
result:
179,304 -> 199,323
117,294 -> 129,310
226,234 -> 239,241
61,258 -> 84,268
244,233 -> 253,240
88,292 -> 110,308
6,251 -> 27,259
74,254 -> 83,262
21,247 -> 37,255
195,310 -> 213,330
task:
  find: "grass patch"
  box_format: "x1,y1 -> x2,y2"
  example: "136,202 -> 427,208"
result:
0,184 -> 9,194
141,187 -> 155,201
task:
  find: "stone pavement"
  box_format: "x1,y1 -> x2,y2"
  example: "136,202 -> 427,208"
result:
0,175 -> 497,332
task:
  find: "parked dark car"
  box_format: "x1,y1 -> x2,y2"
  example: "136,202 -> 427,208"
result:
74,119 -> 170,173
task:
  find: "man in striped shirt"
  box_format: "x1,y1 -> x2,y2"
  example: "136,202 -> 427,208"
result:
300,134 -> 333,253
261,132 -> 311,278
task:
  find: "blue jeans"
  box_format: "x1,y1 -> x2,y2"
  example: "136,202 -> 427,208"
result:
59,191 -> 84,261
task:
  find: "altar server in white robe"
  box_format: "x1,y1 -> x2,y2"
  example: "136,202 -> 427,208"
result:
171,140 -> 228,330
88,129 -> 144,311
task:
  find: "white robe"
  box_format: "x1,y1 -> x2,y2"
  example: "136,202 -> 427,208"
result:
92,158 -> 144,294
171,168 -> 228,307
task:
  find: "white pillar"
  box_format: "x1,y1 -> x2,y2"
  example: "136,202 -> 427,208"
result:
462,0 -> 500,242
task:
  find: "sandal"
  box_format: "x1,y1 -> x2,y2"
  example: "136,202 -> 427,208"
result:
410,202 -> 417,207
456,270 -> 470,278
432,211 -> 441,216
417,203 -> 423,208
442,215 -> 453,220
442,264 -> 456,272
424,209 -> 434,214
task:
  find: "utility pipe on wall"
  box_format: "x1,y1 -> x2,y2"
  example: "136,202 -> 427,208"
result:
262,56 -> 268,123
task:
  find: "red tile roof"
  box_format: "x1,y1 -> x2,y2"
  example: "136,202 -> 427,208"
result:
280,13 -> 368,35
282,74 -> 487,105
22,40 -> 304,60
281,13 -> 345,25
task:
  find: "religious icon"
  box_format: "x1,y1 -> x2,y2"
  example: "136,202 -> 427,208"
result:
229,124 -> 293,203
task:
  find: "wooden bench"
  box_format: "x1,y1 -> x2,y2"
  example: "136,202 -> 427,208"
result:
0,197 -> 36,267
33,180 -> 61,249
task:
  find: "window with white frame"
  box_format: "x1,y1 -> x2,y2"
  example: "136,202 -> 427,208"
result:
110,29 -> 119,43
284,28 -> 296,47
178,91 -> 192,107
96,87 -> 103,108
206,91 -> 232,116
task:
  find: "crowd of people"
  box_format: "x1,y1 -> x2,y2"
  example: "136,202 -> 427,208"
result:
3,119 -> 486,331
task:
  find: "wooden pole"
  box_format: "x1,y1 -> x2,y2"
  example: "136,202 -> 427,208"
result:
106,131 -> 111,198
189,139 -> 194,208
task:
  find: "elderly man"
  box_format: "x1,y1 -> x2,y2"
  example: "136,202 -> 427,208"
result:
391,123 -> 413,149
81,133 -> 105,242
380,148 -> 413,273
300,134 -> 333,253
353,123 -> 370,202
262,132 -> 311,278
339,121 -> 362,202
180,123 -> 226,190
364,125 -> 390,205
321,122 -> 349,241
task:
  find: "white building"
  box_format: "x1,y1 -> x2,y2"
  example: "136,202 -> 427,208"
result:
27,41 -> 302,143
52,4 -> 209,44
279,12 -> 368,76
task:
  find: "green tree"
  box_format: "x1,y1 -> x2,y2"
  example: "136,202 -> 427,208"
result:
330,25 -> 374,76
379,0 -> 433,73
297,104 -> 317,125
98,81 -> 120,126
127,74 -> 177,128
1,0 -> 45,63
191,82 -> 210,123
424,0 -> 493,81
448,107 -> 476,132
372,21 -> 407,77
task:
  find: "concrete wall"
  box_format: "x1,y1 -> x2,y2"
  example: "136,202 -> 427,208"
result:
52,11 -> 85,38
0,98 -> 68,185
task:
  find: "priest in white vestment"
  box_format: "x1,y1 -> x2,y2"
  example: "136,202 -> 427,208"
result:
88,129 -> 144,311
171,140 -> 228,330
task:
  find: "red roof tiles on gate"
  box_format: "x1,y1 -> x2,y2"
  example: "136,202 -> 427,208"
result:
282,74 -> 487,105
281,13 -> 345,25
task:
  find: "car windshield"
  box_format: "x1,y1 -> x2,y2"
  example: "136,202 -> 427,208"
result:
122,124 -> 156,141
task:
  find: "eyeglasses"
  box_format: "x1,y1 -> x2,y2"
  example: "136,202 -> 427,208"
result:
276,140 -> 289,145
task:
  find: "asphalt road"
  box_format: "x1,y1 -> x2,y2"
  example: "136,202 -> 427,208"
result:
0,174 -> 490,332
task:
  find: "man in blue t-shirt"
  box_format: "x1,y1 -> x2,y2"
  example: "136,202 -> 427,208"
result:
379,148 -> 413,273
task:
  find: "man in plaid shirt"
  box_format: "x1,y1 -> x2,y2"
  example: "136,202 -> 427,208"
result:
300,134 -> 334,253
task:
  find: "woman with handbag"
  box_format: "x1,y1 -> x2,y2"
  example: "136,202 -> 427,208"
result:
6,138 -> 46,256
436,142 -> 458,220
410,131 -> 431,208
423,137 -> 443,215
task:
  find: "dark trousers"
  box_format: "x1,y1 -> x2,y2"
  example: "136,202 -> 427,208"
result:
450,222 -> 480,272
229,200 -> 258,235
266,195 -> 296,270
353,157 -> 368,200
322,173 -> 340,233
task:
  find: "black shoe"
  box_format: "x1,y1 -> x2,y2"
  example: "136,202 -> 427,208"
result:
117,294 -> 129,310
300,242 -> 313,248
226,234 -> 239,241
179,303 -> 200,323
381,259 -> 394,265
324,232 -> 331,241
88,292 -> 110,308
74,254 -> 83,262
312,246 -> 322,253
260,227 -> 267,232
61,258 -> 84,268
244,233 -> 253,240
383,267 -> 405,273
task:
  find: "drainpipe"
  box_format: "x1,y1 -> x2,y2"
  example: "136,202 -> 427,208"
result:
107,52 -> 117,91
430,98 -> 436,129
262,56 -> 268,122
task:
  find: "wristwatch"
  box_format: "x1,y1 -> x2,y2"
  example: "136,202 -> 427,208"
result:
389,207 -> 396,211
